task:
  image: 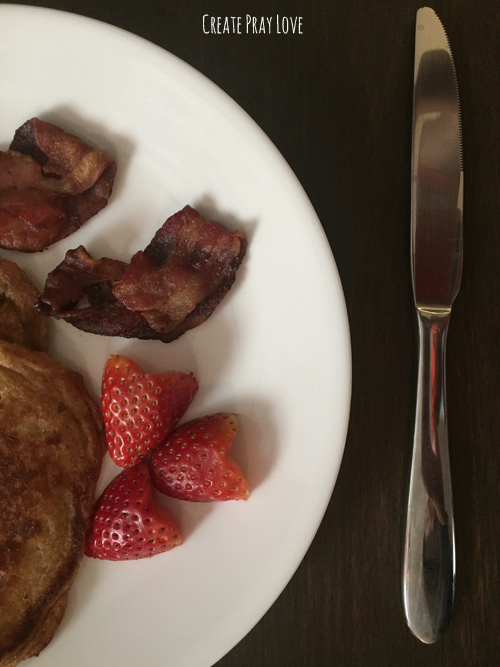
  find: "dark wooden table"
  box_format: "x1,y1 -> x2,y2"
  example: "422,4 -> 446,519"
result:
5,1 -> 499,665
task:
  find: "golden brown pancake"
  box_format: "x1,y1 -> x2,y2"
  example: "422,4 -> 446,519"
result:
0,260 -> 47,352
0,264 -> 105,667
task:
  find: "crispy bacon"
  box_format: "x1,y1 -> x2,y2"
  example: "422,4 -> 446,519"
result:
36,246 -> 152,340
37,206 -> 247,343
114,206 -> 247,333
0,118 -> 116,252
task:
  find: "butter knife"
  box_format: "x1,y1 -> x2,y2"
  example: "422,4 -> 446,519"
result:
403,6 -> 463,644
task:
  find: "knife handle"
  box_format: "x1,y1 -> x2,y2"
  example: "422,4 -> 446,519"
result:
403,309 -> 455,643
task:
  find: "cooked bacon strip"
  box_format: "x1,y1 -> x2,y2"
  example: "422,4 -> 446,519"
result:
37,207 -> 247,343
0,118 -> 116,252
113,205 -> 247,334
36,247 -> 152,340
37,245 -> 127,311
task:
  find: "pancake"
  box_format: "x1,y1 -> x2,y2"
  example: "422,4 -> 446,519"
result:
0,263 -> 105,667
0,259 -> 47,352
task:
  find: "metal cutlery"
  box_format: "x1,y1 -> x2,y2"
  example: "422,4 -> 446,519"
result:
403,6 -> 463,644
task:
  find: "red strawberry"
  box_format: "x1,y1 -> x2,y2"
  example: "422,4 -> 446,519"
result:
85,463 -> 182,560
149,413 -> 249,502
102,355 -> 198,468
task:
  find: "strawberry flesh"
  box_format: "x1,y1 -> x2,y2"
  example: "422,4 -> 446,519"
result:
102,354 -> 198,467
149,413 -> 249,502
85,463 -> 182,560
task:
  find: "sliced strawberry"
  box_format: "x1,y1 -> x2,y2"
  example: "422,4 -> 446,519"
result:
85,463 -> 182,560
149,413 -> 249,502
102,354 -> 198,468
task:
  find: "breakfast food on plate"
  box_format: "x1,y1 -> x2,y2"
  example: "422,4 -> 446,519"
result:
37,205 -> 247,342
0,113 -> 251,660
0,260 -> 105,667
0,118 -> 116,252
85,463 -> 182,561
102,354 -> 199,467
0,259 -> 48,351
149,413 -> 250,502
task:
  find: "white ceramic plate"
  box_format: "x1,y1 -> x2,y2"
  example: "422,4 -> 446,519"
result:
0,5 -> 351,667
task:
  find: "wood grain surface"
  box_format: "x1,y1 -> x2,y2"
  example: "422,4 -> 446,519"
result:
2,1 -> 499,665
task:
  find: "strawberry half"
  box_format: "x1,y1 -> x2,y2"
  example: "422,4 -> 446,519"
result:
149,413 -> 249,502
102,355 -> 198,468
85,463 -> 182,560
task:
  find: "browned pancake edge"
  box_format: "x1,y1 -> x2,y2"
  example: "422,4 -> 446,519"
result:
0,342 -> 105,667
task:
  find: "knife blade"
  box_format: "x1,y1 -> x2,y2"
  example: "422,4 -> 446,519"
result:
403,6 -> 463,644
